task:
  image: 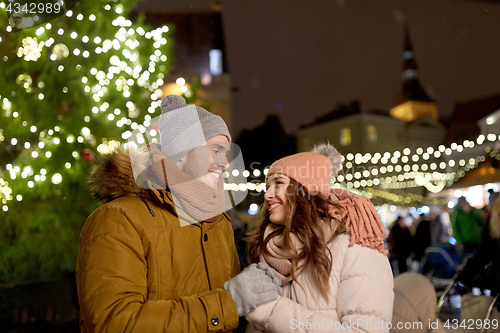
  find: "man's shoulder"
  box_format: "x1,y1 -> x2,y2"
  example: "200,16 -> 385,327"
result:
97,195 -> 151,214
82,195 -> 184,243
87,194 -> 177,229
209,212 -> 232,230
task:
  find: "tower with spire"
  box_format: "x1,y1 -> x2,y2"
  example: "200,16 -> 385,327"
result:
390,21 -> 439,122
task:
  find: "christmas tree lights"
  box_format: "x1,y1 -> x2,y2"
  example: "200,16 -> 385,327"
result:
0,0 -> 173,283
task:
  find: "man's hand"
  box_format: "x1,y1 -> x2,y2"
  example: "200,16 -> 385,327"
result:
255,262 -> 282,288
224,262 -> 282,317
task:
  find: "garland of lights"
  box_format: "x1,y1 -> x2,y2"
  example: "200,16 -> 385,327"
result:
220,135 -> 499,206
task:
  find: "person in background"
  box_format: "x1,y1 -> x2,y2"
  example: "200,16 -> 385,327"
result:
411,213 -> 431,271
439,208 -> 453,244
387,216 -> 412,275
459,197 -> 500,306
488,189 -> 499,209
451,196 -> 484,263
429,210 -> 446,245
244,143 -> 394,333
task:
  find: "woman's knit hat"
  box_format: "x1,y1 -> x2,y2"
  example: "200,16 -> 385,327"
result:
266,143 -> 342,197
159,94 -> 231,162
264,144 -> 389,260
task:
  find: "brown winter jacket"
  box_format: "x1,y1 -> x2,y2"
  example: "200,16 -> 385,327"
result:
76,147 -> 240,332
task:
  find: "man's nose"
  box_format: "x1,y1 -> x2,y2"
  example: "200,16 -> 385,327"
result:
216,154 -> 230,170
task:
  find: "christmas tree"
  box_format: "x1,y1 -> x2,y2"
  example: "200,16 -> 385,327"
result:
0,0 -> 174,283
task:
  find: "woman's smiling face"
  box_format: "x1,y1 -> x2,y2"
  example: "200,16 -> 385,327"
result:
264,174 -> 291,225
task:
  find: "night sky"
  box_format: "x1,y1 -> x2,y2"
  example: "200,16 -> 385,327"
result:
221,0 -> 500,136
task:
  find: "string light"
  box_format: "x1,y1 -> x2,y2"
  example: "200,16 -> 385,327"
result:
215,135 -> 500,206
17,37 -> 44,61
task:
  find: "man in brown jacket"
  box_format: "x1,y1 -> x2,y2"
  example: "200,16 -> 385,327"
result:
76,95 -> 281,332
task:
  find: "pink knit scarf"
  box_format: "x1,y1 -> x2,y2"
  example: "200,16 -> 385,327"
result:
330,189 -> 387,255
260,189 -> 387,285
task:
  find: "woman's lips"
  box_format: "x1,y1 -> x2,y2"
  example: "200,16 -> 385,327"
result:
268,203 -> 281,212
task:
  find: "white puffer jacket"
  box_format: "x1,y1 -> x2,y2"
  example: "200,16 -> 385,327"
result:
246,233 -> 394,333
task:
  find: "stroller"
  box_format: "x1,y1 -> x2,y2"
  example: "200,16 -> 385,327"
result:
392,273 -> 498,333
423,245 -> 458,299
421,245 -> 499,333
436,273 -> 500,333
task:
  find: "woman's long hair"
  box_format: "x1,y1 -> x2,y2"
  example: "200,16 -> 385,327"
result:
246,179 -> 344,300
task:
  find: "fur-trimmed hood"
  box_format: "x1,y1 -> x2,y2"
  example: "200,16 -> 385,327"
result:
88,147 -> 152,204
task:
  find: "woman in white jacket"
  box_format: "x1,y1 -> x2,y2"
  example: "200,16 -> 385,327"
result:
245,144 -> 394,333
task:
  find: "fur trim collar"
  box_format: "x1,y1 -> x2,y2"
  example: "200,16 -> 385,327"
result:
88,148 -> 148,204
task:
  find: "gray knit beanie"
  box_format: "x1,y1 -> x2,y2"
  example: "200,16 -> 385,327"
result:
159,94 -> 231,162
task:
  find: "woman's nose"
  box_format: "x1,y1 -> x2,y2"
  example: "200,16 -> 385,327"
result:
264,187 -> 273,200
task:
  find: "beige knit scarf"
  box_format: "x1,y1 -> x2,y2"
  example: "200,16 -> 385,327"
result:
259,220 -> 336,284
260,189 -> 388,284
133,144 -> 225,223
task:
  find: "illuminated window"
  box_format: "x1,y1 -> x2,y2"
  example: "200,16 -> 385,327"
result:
209,49 -> 223,76
340,128 -> 351,146
367,125 -> 377,142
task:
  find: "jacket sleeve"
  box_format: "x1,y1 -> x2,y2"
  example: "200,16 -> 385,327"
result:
76,207 -> 239,333
245,245 -> 394,333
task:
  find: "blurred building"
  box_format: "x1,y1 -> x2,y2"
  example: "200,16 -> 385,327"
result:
298,103 -> 407,154
478,107 -> 500,137
444,94 -> 500,146
297,23 -> 446,156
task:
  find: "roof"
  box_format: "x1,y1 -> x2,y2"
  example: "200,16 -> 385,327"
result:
444,94 -> 500,145
299,100 -> 362,129
393,84 -> 434,106
449,156 -> 500,189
